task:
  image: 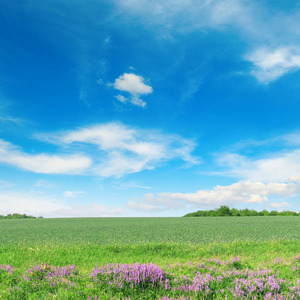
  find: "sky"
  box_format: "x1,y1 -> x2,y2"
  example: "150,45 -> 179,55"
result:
1,0 -> 300,217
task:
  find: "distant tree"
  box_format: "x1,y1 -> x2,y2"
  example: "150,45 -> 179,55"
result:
250,209 -> 258,216
240,208 -> 251,216
216,205 -> 232,216
230,208 -> 240,216
0,213 -> 37,219
207,210 -> 216,217
279,211 -> 298,216
183,206 -> 299,217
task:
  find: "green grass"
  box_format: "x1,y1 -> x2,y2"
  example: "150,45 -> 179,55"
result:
0,217 -> 300,270
1,216 -> 300,245
1,217 -> 300,298
1,240 -> 300,270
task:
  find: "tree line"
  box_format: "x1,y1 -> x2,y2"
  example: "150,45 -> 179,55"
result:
0,213 -> 43,219
183,205 -> 300,217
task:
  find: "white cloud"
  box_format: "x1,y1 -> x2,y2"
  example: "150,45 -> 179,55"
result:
112,73 -> 152,107
130,97 -> 146,108
163,181 -> 297,204
0,191 -> 124,218
217,150 -> 300,182
38,122 -> 199,178
289,176 -> 300,184
270,201 -> 291,209
113,181 -> 151,190
48,204 -> 124,218
284,132 -> 300,146
34,179 -> 56,189
0,139 -> 91,175
115,94 -> 127,103
114,73 -> 153,95
0,116 -> 22,125
127,180 -> 299,212
114,0 -> 247,31
0,192 -> 67,217
211,0 -> 244,26
0,180 -> 13,189
115,0 -> 300,86
246,47 -> 300,83
0,123 -> 198,178
63,191 -> 86,198
126,192 -> 186,212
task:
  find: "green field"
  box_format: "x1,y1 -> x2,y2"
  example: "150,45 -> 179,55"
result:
1,216 -> 300,269
1,217 -> 300,299
2,216 -> 300,244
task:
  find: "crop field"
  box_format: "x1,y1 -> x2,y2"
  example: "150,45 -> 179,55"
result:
1,217 -> 300,299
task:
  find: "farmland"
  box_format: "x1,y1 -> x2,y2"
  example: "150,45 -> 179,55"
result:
2,216 -> 300,245
1,217 -> 300,298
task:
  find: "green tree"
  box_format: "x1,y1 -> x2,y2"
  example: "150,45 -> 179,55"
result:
230,208 -> 240,216
250,209 -> 258,216
216,205 -> 232,216
240,208 -> 251,216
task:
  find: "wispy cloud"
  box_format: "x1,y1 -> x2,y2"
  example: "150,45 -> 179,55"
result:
0,116 -> 22,125
112,73 -> 153,107
126,192 -> 186,212
63,191 -> 86,198
113,181 -> 151,190
213,131 -> 300,183
115,95 -> 127,104
127,180 -> 299,212
0,139 -> 91,175
114,0 -> 248,33
0,191 -> 66,217
0,191 -> 123,218
34,179 -> 56,189
0,123 -> 199,178
48,204 -> 124,218
217,150 -> 300,182
115,0 -> 300,85
245,47 -> 300,84
270,201 -> 291,209
0,180 -> 13,189
37,122 -> 199,177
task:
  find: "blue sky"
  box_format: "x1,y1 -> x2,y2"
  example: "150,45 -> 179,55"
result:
1,0 -> 300,217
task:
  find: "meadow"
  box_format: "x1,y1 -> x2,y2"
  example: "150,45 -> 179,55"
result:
1,217 -> 300,299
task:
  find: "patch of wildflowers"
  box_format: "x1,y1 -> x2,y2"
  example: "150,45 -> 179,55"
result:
1,257 -> 300,299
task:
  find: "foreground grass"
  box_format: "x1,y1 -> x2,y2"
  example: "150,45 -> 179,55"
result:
1,241 -> 300,299
1,240 -> 300,271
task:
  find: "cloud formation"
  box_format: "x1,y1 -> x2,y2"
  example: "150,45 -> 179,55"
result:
48,203 -> 124,218
127,180 -> 298,212
270,201 -> 291,209
115,0 -> 249,32
0,123 -> 198,178
115,0 -> 300,84
246,47 -> 300,84
0,139 -> 91,175
0,191 -> 123,218
113,73 -> 153,107
63,191 -> 86,198
217,150 -> 300,183
39,122 -> 199,177
34,179 -> 56,189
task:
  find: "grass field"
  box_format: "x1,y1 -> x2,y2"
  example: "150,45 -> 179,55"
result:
1,217 -> 300,299
2,217 -> 300,244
